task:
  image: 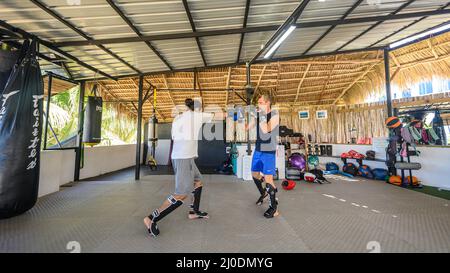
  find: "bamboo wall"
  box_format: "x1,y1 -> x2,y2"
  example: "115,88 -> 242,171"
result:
280,104 -> 389,144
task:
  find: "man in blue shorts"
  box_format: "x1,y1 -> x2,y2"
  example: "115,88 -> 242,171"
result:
246,92 -> 280,218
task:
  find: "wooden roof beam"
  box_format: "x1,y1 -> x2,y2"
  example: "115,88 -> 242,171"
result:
294,64 -> 311,104
319,55 -> 339,103
98,82 -> 138,117
390,52 -> 402,68
254,65 -> 267,97
427,39 -> 440,59
132,79 -> 165,120
162,74 -> 177,108
225,67 -> 232,107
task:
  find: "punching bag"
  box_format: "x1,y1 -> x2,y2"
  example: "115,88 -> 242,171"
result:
432,111 -> 446,146
0,48 -> 19,92
0,40 -> 44,219
83,94 -> 102,146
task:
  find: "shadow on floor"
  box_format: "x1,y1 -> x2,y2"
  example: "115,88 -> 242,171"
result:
3,174 -> 450,252
81,165 -> 222,182
81,166 -> 450,201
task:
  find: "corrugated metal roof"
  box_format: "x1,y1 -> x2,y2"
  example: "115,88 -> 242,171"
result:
0,0 -> 448,80
300,0 -> 355,21
152,38 -> 204,69
343,20 -> 417,50
241,30 -> 275,61
189,0 -> 247,31
247,0 -> 300,26
200,34 -> 241,65
274,26 -> 332,58
400,0 -> 449,13
374,14 -> 450,46
104,43 -> 167,70
118,0 -> 192,35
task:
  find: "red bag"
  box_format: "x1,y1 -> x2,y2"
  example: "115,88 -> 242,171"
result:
348,150 -> 365,159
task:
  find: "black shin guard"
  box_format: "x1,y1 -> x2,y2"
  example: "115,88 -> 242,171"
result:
190,186 -> 208,218
253,177 -> 265,195
264,184 -> 278,218
253,177 -> 267,205
148,195 -> 183,236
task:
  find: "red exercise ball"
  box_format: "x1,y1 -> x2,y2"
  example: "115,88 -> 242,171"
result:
282,179 -> 296,190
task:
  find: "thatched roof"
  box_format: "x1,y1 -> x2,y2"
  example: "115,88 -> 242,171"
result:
95,32 -> 450,121
43,75 -> 77,97
345,32 -> 450,104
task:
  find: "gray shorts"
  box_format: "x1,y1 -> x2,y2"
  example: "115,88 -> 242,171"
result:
172,158 -> 202,195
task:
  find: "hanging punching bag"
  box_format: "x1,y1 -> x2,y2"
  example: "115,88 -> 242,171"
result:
433,111 -> 446,146
83,90 -> 102,146
0,40 -> 44,219
0,47 -> 19,92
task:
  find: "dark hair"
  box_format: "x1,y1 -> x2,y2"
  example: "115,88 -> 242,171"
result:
185,98 -> 195,111
256,91 -> 275,105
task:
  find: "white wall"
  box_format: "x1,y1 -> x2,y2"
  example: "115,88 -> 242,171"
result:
38,143 -> 450,196
411,147 -> 450,188
39,144 -> 142,197
59,149 -> 76,185
79,144 -> 140,180
39,149 -> 75,197
154,139 -> 171,165
317,144 -> 450,188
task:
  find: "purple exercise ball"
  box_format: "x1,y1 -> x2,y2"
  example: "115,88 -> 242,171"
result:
289,153 -> 306,171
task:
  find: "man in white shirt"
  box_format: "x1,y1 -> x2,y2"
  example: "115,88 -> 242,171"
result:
144,98 -> 224,237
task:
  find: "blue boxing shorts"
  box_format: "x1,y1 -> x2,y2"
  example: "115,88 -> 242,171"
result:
251,150 -> 276,176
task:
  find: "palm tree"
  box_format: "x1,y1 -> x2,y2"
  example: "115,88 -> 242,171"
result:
44,86 -> 79,147
100,103 -> 137,145
43,86 -> 138,147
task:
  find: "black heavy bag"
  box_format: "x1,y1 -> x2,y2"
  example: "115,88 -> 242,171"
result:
0,40 -> 44,219
83,95 -> 102,146
432,111 -> 446,146
0,49 -> 20,92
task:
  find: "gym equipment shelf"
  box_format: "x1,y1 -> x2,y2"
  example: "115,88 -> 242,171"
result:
397,142 -> 423,189
317,155 -> 385,163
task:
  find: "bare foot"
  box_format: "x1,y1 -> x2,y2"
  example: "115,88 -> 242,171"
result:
188,212 -> 209,220
188,214 -> 209,220
144,216 -> 160,237
264,207 -> 280,218
143,217 -> 152,229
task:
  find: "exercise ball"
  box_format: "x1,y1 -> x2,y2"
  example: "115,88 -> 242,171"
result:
385,116 -> 402,129
282,179 -> 296,190
289,153 -> 306,170
307,155 -> 319,167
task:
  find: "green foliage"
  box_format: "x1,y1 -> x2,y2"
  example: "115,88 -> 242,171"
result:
45,86 -> 79,147
44,86 -> 137,148
100,103 -> 137,146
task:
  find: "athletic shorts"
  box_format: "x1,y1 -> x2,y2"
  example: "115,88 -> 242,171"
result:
251,150 -> 276,176
172,158 -> 202,195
